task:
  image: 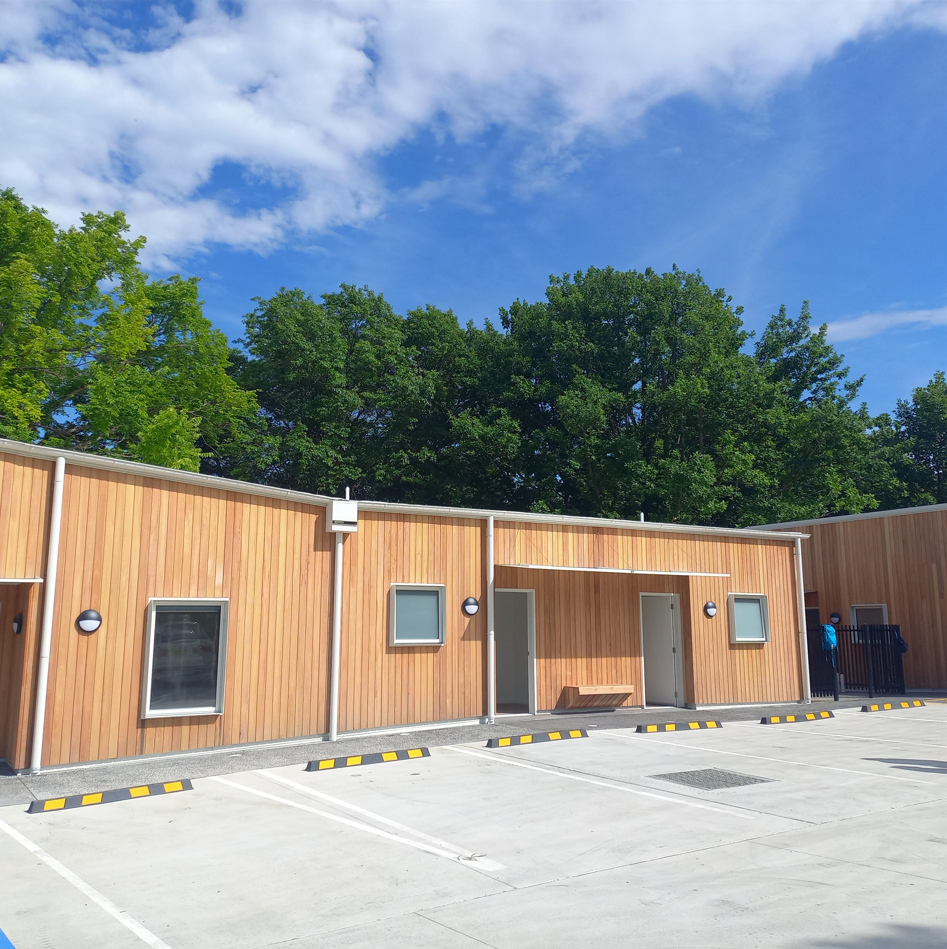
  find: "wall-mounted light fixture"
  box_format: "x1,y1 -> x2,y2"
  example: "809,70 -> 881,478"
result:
829,612 -> 841,625
76,609 -> 102,633
462,597 -> 480,616
12,612 -> 23,635
704,601 -> 718,618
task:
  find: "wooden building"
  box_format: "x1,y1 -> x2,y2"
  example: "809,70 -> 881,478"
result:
758,505 -> 947,690
0,439 -> 810,771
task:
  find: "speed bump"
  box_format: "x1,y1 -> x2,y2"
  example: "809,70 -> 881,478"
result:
761,711 -> 834,724
305,748 -> 430,771
28,780 -> 192,814
862,700 -> 925,713
636,721 -> 721,733
486,729 -> 587,748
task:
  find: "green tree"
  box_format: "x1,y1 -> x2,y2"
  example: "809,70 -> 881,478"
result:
231,267 -> 893,526
0,187 -> 256,470
870,372 -> 947,506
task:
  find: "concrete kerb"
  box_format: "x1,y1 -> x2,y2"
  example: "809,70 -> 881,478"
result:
486,729 -> 587,748
4,694 -> 941,807
862,700 -> 926,712
306,748 -> 430,771
27,779 -> 192,814
761,711 -> 835,724
636,721 -> 722,733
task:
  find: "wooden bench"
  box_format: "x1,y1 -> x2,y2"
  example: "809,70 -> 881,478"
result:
562,684 -> 635,709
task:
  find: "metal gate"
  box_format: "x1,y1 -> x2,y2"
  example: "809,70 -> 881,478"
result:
806,624 -> 906,698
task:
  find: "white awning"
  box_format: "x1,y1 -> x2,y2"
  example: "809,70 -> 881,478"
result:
496,563 -> 728,577
0,577 -> 43,583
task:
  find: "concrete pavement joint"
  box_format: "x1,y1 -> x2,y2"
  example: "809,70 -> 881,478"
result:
750,838 -> 947,885
415,911 -> 502,948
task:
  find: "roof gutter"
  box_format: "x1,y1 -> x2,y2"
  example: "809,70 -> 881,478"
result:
0,438 -> 807,542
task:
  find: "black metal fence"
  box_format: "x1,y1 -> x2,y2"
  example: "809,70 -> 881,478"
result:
806,624 -> 906,699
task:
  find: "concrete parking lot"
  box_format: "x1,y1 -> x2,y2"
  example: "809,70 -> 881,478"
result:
1,704 -> 944,949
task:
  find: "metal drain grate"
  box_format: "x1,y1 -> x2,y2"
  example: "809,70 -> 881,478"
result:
652,768 -> 772,790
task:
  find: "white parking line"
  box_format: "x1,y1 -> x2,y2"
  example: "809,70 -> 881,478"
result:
211,777 -> 505,872
602,732 -> 932,783
255,770 -> 505,869
0,817 -> 173,949
726,721 -> 946,747
864,716 -> 947,725
446,747 -> 757,818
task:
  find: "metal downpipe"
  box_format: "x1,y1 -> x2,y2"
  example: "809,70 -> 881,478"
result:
328,530 -> 344,741
30,456 -> 66,772
486,516 -> 496,724
795,536 -> 812,704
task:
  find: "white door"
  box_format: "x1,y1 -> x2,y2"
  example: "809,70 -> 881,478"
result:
641,594 -> 682,706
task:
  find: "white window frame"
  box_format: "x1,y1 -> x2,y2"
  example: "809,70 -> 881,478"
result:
389,584 -> 446,646
142,597 -> 228,719
728,593 -> 770,644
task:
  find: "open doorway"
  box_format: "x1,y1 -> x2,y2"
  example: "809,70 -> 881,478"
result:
495,589 -> 536,714
0,583 -> 29,764
640,593 -> 683,707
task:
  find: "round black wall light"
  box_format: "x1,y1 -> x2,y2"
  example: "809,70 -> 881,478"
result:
12,612 -> 23,635
76,609 -> 103,633
829,612 -> 842,625
704,601 -> 718,618
462,597 -> 480,616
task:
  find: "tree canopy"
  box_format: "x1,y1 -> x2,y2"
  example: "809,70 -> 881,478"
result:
0,187 -> 257,470
1,187 -> 941,524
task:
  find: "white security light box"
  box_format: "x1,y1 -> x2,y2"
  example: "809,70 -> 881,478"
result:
328,499 -> 358,533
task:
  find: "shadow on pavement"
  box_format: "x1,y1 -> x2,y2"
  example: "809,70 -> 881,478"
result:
863,757 -> 947,775
792,924 -> 946,949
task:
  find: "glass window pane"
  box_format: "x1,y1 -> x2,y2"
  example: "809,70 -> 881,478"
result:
854,607 -> 885,627
395,590 -> 441,642
734,597 -> 766,642
150,606 -> 221,710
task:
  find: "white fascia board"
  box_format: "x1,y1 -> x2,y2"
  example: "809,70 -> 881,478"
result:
0,437 -> 807,542
0,438 -> 334,509
750,502 -> 947,530
0,577 -> 43,583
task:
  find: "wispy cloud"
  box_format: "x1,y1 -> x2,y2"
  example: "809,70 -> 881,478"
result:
0,0 -> 942,264
826,306 -> 947,342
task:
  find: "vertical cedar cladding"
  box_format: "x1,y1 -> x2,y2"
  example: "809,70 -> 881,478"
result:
494,522 -> 804,707
337,511 -> 486,733
0,446 -> 805,766
775,510 -> 947,689
33,465 -> 334,767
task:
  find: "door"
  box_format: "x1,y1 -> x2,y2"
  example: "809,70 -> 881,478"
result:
641,593 -> 682,707
495,590 -> 535,713
0,585 -> 27,764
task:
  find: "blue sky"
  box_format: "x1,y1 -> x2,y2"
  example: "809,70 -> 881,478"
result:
2,0 -> 945,414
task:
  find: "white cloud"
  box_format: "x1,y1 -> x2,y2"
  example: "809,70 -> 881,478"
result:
826,306 -> 947,341
0,0 -> 942,264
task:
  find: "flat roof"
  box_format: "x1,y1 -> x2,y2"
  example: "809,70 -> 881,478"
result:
0,437 -> 806,542
750,502 -> 947,531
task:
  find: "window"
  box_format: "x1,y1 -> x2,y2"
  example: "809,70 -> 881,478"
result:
143,599 -> 228,718
728,593 -> 770,644
850,604 -> 888,643
851,604 -> 887,628
389,584 -> 446,646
